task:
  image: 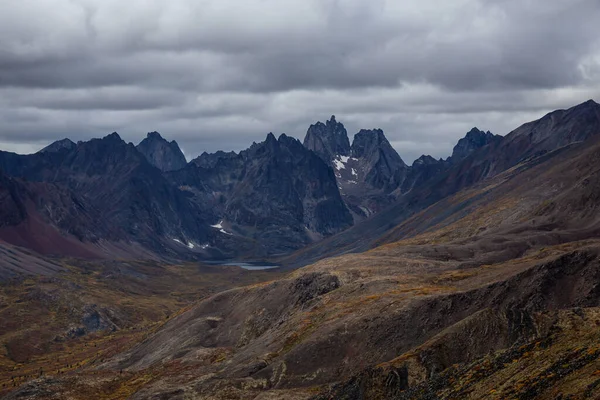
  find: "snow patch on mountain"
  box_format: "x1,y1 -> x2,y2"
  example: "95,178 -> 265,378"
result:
172,238 -> 207,249
211,221 -> 233,235
333,158 -> 346,171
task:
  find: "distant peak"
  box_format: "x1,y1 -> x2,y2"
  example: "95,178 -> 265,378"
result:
278,133 -> 296,143
38,138 -> 76,154
355,128 -> 386,140
266,132 -> 277,142
466,127 -> 485,137
147,131 -> 164,140
304,116 -> 351,161
412,155 -> 438,166
136,131 -> 187,171
105,132 -> 123,141
576,99 -> 600,110
449,127 -> 498,163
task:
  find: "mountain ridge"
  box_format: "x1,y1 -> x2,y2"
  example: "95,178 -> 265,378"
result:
0,99 -> 598,265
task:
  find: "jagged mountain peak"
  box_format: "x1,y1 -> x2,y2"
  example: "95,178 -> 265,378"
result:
266,132 -> 277,143
147,131 -> 163,140
412,155 -> 440,167
278,133 -> 302,146
577,98 -> 598,108
104,132 -> 123,142
449,127 -> 500,163
304,116 -> 351,162
351,129 -> 405,165
136,131 -> 187,172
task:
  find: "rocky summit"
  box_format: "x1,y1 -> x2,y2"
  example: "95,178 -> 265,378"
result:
136,131 -> 188,172
448,127 -> 500,162
3,100 -> 600,400
303,115 -> 351,163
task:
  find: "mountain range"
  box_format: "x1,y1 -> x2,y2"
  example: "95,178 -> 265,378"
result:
0,107 -> 511,265
3,99 -> 600,399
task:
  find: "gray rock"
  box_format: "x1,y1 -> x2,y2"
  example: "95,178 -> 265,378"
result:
136,131 -> 187,172
351,128 -> 407,191
303,115 -> 351,163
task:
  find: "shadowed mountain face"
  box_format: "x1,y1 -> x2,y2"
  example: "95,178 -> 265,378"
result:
303,115 -> 351,162
170,133 -> 353,254
448,127 -> 501,163
0,131 -> 354,259
303,119 -> 500,222
351,128 -> 408,191
0,169 -> 117,267
0,133 -> 213,258
136,131 -> 187,172
286,99 -> 600,266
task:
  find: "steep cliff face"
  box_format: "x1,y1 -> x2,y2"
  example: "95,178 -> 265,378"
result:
303,115 -> 351,163
136,131 -> 188,172
351,129 -> 408,191
304,119 -> 409,219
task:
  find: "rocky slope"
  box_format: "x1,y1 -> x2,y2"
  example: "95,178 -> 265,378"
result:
0,169 -> 119,263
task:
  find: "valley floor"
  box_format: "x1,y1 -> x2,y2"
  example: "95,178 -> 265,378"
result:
4,237 -> 600,399
0,260 -> 280,398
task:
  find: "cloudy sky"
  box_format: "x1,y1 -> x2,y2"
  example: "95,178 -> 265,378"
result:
1,0 -> 599,163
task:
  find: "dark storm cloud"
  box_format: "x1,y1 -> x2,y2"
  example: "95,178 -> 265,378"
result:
0,0 -> 599,161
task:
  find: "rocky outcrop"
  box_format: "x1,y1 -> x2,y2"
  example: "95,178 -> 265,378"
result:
303,118 -> 409,219
351,129 -> 407,191
448,127 -> 500,163
136,132 -> 187,172
303,115 -> 351,163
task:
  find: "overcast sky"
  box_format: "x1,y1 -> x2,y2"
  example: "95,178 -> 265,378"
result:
1,0 -> 599,163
